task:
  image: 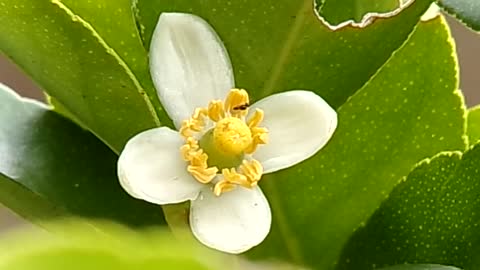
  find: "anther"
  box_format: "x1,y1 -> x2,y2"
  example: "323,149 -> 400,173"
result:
179,88 -> 269,195
247,109 -> 264,128
188,165 -> 218,184
208,100 -> 225,122
225,89 -> 250,117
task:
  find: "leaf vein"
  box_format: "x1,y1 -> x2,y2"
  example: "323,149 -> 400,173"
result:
51,0 -> 161,127
260,0 -> 312,97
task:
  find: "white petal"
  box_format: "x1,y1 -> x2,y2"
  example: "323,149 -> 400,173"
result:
190,186 -> 271,254
118,127 -> 203,204
250,90 -> 337,173
150,13 -> 235,128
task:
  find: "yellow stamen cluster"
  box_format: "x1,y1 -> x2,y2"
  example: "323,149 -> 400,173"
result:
179,89 -> 268,195
214,160 -> 263,196
180,137 -> 218,183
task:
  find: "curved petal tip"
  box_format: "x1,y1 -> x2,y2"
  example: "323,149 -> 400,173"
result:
149,12 -> 235,128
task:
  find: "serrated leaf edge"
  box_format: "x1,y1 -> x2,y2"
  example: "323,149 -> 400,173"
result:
334,16 -> 469,266
437,0 -> 480,32
259,6 -> 442,265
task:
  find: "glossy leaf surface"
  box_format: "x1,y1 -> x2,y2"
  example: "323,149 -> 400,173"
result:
338,144 -> 480,269
251,17 -> 466,269
0,84 -> 166,227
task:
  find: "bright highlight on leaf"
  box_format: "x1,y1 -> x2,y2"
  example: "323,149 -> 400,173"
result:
467,106 -> 480,145
0,83 -> 166,227
117,12 -> 337,254
0,220 -> 229,270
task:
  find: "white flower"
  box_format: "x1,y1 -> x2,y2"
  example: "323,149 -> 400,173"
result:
117,13 -> 337,254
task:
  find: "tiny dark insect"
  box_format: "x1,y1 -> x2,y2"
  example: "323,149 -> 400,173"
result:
233,103 -> 250,111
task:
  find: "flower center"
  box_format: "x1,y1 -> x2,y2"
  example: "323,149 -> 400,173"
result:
179,89 -> 268,196
198,128 -> 245,170
213,117 -> 252,155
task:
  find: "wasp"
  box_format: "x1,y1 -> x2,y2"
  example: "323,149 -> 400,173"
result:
233,103 -> 250,111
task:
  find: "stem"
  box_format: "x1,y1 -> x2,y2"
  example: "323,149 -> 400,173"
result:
161,203 -> 196,242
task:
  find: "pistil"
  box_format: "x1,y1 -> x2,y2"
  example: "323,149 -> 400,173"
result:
179,89 -> 269,195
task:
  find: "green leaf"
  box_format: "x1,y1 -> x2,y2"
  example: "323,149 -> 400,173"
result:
317,0 -> 400,26
0,221 -> 226,270
379,265 -> 462,270
250,17 -> 466,269
467,105 -> 480,145
438,0 -> 480,31
53,0 -> 167,123
134,0 -> 433,109
0,0 -> 165,152
336,143 -> 480,269
0,220 -> 299,270
0,172 -> 68,223
0,83 -> 166,227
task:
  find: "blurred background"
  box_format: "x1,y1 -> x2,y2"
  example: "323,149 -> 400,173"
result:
0,16 -> 478,230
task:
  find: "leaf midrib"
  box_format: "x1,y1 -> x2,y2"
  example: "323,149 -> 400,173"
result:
260,0 -> 312,98
50,0 -> 161,131
259,0 -> 312,264
261,0 -> 430,264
